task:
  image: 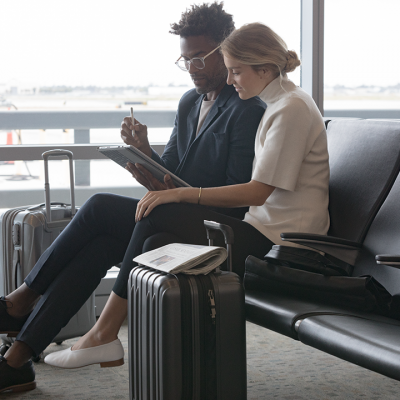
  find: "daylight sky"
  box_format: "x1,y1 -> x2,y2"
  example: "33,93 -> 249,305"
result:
1,0 -> 399,88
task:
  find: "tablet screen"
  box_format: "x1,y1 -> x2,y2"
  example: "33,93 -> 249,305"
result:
98,145 -> 190,188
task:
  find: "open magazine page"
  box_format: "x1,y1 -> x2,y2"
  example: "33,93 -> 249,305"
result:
133,243 -> 227,275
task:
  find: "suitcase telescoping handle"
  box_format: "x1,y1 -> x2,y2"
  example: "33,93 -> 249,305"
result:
42,149 -> 76,223
204,220 -> 234,272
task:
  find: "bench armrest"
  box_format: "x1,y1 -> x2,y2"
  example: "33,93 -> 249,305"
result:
375,254 -> 400,269
280,232 -> 362,265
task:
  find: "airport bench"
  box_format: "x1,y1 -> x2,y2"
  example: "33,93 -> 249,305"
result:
244,118 -> 400,380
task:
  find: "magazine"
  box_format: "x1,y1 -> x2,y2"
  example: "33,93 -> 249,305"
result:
133,243 -> 227,275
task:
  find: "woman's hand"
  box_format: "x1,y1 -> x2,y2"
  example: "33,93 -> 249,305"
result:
135,180 -> 275,222
136,188 -> 193,222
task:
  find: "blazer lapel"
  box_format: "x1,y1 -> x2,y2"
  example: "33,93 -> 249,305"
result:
186,95 -> 204,145
176,84 -> 235,175
175,95 -> 203,175
195,84 -> 235,140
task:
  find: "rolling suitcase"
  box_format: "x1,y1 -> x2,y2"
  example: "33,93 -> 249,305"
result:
128,220 -> 247,400
0,149 -> 96,346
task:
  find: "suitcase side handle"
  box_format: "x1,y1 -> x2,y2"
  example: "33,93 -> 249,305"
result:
204,220 -> 234,272
27,202 -> 69,211
42,150 -> 76,223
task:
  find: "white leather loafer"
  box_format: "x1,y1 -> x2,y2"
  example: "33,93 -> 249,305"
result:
44,338 -> 124,369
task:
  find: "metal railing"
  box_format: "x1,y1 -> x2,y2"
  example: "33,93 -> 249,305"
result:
0,110 -> 173,207
1,108 -> 399,208
324,109 -> 400,119
0,110 -> 174,161
2,108 -> 398,159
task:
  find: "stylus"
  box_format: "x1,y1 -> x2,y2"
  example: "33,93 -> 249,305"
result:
130,107 -> 135,138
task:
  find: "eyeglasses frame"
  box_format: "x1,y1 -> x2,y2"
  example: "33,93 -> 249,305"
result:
175,45 -> 221,71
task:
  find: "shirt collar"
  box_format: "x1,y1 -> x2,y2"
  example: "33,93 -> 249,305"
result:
194,83 -> 235,107
258,74 -> 292,104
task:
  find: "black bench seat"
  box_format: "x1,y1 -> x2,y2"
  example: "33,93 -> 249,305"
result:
245,288 -> 400,341
243,118 -> 400,381
298,315 -> 400,381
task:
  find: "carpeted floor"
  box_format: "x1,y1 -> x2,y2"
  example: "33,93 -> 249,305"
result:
3,320 -> 400,399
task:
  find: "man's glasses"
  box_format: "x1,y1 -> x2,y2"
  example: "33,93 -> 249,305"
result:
175,45 -> 220,72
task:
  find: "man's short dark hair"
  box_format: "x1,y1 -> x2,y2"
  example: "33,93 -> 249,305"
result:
170,2 -> 235,45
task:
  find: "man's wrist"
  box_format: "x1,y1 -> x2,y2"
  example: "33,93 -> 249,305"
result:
137,142 -> 152,158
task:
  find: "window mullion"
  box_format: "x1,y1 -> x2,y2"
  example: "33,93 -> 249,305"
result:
300,0 -> 324,115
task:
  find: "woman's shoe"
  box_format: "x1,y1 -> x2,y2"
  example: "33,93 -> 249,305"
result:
0,297 -> 29,337
44,338 -> 124,369
0,355 -> 36,393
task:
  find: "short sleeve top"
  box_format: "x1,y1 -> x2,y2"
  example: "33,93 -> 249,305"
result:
243,76 -> 330,246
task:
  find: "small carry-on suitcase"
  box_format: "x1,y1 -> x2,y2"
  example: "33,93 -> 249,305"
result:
128,220 -> 247,400
0,149 -> 96,345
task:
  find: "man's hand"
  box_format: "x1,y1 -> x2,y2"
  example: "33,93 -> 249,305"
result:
120,116 -> 152,158
126,162 -> 177,191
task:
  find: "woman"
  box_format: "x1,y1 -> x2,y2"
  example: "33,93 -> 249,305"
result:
0,22 -> 329,390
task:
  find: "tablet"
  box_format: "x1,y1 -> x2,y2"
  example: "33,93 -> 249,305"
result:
97,145 -> 191,188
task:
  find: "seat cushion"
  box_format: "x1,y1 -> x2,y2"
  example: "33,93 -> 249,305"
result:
245,284 -> 400,340
297,315 -> 400,381
245,289 -> 352,339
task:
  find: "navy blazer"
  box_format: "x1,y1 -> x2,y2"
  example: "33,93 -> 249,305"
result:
152,83 -> 266,218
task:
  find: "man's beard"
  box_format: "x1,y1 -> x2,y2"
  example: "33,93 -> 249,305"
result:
195,63 -> 228,95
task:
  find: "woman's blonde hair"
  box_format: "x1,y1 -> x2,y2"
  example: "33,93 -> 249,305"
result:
220,22 -> 301,78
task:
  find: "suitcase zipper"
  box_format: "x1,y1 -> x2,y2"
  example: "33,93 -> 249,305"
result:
176,274 -> 218,400
176,274 -> 193,399
198,275 -> 217,400
208,289 -> 216,324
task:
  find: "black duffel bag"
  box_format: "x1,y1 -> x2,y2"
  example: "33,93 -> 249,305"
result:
264,245 -> 353,276
244,255 -> 393,315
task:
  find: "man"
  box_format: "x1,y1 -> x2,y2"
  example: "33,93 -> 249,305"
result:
0,2 -> 265,394
122,2 -> 266,219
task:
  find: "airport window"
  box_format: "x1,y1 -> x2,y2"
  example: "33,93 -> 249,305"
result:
1,0 -> 300,207
324,0 -> 400,119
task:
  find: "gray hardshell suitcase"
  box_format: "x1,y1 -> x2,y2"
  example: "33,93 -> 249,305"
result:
0,149 -> 95,344
128,221 -> 247,400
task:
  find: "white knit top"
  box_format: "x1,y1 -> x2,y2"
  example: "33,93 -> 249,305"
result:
243,75 -> 330,246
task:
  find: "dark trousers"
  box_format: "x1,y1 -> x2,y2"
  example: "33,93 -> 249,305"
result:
19,193 -> 273,356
